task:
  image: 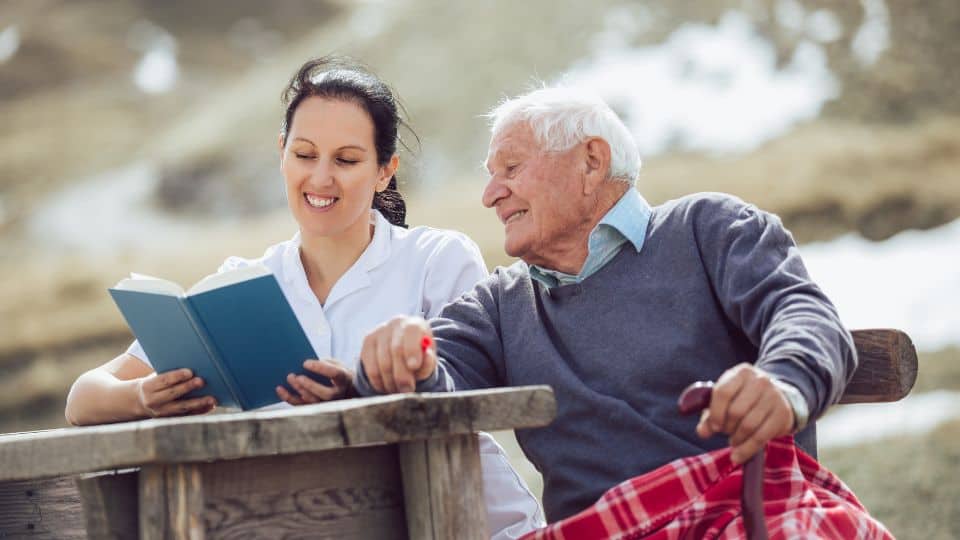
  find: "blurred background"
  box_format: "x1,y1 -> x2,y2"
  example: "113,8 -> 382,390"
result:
1,0 -> 957,536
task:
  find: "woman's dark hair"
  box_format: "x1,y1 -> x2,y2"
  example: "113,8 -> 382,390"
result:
281,56 -> 414,228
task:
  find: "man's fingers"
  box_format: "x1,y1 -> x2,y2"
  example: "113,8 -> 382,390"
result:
393,354 -> 415,393
415,345 -> 437,381
696,409 -> 713,438
728,399 -> 773,447
377,334 -> 397,393
731,413 -> 786,465
708,364 -> 751,433
722,379 -> 765,435
388,326 -> 415,390
402,324 -> 425,371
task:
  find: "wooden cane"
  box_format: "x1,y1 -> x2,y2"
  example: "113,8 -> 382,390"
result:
678,382 -> 769,540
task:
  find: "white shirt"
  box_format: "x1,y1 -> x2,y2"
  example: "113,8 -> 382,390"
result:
128,210 -> 545,539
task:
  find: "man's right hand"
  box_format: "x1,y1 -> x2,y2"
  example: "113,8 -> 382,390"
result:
360,316 -> 437,393
136,368 -> 216,418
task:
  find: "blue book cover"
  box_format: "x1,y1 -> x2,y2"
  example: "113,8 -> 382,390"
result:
109,265 -> 330,410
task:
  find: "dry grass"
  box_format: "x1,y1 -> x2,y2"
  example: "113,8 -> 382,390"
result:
821,418 -> 960,539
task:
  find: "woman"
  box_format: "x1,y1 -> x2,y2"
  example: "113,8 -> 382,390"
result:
65,57 -> 544,538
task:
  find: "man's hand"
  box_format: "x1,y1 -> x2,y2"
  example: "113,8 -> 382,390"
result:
695,363 -> 794,464
136,368 -> 217,418
359,316 -> 436,393
277,359 -> 355,405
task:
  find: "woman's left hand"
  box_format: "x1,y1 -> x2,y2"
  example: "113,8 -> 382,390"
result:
277,358 -> 355,405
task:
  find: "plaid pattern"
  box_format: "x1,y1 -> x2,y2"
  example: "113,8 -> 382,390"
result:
523,437 -> 893,540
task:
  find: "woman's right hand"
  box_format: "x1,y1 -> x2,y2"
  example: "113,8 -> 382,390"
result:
135,368 -> 217,418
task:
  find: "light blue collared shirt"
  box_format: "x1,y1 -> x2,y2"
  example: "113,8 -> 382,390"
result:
530,188 -> 652,288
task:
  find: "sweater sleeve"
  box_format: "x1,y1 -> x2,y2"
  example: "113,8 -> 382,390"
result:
693,194 -> 857,421
426,272 -> 508,391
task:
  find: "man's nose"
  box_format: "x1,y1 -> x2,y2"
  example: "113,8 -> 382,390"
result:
482,175 -> 509,208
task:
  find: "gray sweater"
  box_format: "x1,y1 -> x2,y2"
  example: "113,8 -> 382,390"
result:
359,192 -> 856,522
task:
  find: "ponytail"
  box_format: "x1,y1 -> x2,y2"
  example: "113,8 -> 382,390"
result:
373,175 -> 407,228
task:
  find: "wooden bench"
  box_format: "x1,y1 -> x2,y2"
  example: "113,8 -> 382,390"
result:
0,329 -> 917,539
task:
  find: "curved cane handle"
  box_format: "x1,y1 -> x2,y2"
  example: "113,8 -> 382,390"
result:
678,381 -> 769,540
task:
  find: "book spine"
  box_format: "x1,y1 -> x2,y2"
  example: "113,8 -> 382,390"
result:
178,297 -> 249,410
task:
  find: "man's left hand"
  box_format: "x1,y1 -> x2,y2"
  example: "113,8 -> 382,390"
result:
695,363 -> 794,465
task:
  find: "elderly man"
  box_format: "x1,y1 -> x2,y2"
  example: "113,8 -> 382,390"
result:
355,87 -> 855,524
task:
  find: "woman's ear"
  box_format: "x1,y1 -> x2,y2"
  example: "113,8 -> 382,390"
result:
583,137 -> 612,195
377,155 -> 400,192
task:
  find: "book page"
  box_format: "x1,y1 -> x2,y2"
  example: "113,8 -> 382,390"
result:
113,274 -> 185,296
187,263 -> 272,296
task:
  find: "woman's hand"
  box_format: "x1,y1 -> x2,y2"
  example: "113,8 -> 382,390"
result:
136,368 -> 217,418
277,359 -> 355,405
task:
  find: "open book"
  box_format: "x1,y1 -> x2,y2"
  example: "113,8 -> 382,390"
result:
109,264 -> 329,410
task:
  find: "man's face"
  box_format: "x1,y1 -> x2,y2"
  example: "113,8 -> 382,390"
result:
482,122 -> 590,269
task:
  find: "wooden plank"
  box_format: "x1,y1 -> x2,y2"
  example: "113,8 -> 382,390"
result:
398,440 -> 432,540
201,447 -> 406,539
0,477 -> 86,538
76,469 -> 138,539
841,329 -> 918,404
140,464 -> 204,540
0,386 -> 556,482
0,423 -> 155,483
398,434 -> 486,540
339,386 -> 557,445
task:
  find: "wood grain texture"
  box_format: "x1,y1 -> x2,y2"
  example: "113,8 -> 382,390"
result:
841,329 -> 918,404
0,386 -> 556,482
140,464 -> 204,540
200,447 -> 406,539
399,434 -> 486,540
0,477 -> 86,538
76,469 -> 138,539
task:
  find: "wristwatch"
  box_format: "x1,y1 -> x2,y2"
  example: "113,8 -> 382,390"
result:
772,379 -> 810,432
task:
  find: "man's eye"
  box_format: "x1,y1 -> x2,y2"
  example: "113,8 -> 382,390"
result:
505,164 -> 518,174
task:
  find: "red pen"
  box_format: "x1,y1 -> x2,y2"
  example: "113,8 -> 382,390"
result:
420,335 -> 433,352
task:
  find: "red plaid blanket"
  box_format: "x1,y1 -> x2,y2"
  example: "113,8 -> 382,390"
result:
523,437 -> 892,540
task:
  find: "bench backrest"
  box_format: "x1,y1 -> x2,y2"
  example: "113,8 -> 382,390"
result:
840,329 -> 917,404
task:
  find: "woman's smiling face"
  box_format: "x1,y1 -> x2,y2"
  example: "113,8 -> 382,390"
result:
281,96 -> 395,240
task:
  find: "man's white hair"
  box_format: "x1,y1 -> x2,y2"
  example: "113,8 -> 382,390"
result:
487,86 -> 642,185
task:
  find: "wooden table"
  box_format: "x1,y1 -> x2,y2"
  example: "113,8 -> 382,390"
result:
0,386 -> 556,539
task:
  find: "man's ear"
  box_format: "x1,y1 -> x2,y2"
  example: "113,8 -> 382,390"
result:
583,137 -> 612,195
377,154 -> 400,192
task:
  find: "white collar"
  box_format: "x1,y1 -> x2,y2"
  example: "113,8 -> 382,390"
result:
281,210 -> 393,307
